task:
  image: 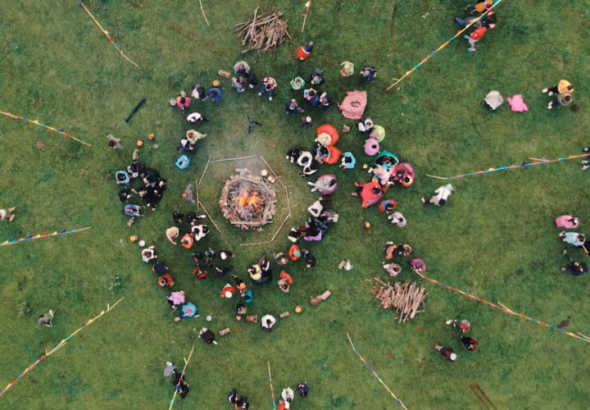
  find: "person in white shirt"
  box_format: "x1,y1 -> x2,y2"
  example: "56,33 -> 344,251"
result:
422,184 -> 454,206
260,314 -> 276,332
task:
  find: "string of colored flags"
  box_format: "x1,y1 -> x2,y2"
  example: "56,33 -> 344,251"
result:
0,297 -> 124,398
77,0 -> 140,68
412,270 -> 590,344
346,333 -> 408,409
0,111 -> 92,147
387,0 -> 505,90
168,345 -> 195,410
0,227 -> 91,247
267,361 -> 277,410
426,153 -> 590,180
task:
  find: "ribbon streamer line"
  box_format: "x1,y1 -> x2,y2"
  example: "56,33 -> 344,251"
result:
412,270 -> 590,344
0,297 -> 124,398
78,0 -> 140,68
0,227 -> 91,247
426,153 -> 590,180
387,0 -> 504,90
346,332 -> 408,409
267,361 -> 277,410
168,345 -> 195,410
0,111 -> 92,147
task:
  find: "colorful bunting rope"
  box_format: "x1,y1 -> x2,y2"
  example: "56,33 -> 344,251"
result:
78,0 -> 140,68
412,270 -> 590,344
168,345 -> 195,410
346,333 -> 408,409
387,0 -> 505,90
426,153 -> 590,180
0,111 -> 92,147
0,297 -> 124,398
267,361 -> 277,410
0,227 -> 91,247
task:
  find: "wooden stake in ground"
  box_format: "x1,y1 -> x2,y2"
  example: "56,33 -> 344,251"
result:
168,345 -> 195,410
301,1 -> 312,33
199,0 -> 210,27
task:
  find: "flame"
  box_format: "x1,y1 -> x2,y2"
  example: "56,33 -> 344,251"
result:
238,194 -> 260,208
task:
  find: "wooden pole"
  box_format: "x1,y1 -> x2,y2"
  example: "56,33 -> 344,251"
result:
198,155 -> 212,186
198,200 -> 233,253
195,179 -> 200,211
199,0 -> 210,27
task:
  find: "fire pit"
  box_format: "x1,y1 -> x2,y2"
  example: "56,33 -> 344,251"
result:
219,172 -> 277,230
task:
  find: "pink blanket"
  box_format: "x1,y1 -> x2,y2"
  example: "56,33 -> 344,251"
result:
507,94 -> 528,112
339,91 -> 367,120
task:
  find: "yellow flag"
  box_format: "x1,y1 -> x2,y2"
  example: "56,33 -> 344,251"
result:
305,1 -> 311,7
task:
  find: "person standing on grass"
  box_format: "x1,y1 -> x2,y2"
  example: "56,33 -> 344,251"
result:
297,382 -> 309,397
231,76 -> 245,93
561,249 -> 588,276
285,99 -> 305,115
559,232 -> 586,247
360,66 -> 377,82
164,361 -> 177,378
460,335 -> 478,351
0,207 -> 16,221
107,134 -> 123,150
435,344 -> 457,362
191,83 -> 205,100
300,116 -> 313,128
259,77 -> 277,101
38,310 -> 55,327
464,26 -> 487,52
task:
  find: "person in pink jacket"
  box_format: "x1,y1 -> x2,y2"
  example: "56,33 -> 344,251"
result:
555,215 -> 579,229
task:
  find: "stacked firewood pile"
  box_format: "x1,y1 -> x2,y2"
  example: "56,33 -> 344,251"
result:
236,7 -> 291,54
219,174 -> 277,230
373,277 -> 427,323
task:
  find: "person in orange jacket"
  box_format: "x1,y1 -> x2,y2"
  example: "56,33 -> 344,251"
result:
296,42 -> 313,60
180,233 -> 194,249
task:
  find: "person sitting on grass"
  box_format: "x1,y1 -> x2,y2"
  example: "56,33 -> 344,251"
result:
199,327 -> 217,344
360,66 -> 377,82
174,303 -> 197,322
157,273 -> 175,287
261,314 -> 277,332
205,87 -> 223,102
561,249 -> 588,276
258,77 -> 277,101
297,382 -> 309,397
0,207 -> 16,222
141,246 -> 157,263
38,310 -> 55,328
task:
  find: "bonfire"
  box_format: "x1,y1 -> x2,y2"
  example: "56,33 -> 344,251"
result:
219,171 -> 277,230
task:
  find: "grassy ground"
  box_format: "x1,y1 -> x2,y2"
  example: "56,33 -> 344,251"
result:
1,0 -> 590,408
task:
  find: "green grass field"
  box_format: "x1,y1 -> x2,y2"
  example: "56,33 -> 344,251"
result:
1,0 -> 590,409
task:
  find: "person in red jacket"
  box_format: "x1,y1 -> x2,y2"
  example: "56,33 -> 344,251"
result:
464,26 -> 486,52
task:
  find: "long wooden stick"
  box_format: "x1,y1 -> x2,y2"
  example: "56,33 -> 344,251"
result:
198,155 -> 212,186
239,213 -> 290,247
301,2 -> 311,33
197,200 -> 232,253
168,345 -> 195,410
199,0 -> 210,27
195,179 -> 200,211
210,155 -> 258,164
